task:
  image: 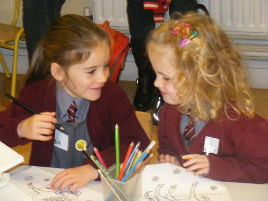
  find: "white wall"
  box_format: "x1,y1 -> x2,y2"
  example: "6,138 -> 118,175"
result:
61,0 -> 92,17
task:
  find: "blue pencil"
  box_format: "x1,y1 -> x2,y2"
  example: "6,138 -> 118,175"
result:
123,141 -> 140,174
121,140 -> 155,182
121,152 -> 148,182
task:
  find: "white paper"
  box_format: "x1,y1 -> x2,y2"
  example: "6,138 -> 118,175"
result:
0,141 -> 24,173
11,166 -> 103,201
0,181 -> 32,201
139,163 -> 230,201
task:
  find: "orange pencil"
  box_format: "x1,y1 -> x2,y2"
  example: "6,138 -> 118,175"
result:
94,147 -> 108,170
118,142 -> 134,181
182,154 -> 193,160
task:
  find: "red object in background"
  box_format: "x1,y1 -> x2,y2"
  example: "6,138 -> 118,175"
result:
99,21 -> 130,82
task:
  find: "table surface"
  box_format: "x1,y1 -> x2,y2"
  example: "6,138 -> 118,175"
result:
7,165 -> 268,201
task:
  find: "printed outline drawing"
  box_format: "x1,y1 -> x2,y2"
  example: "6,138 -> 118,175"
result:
24,174 -> 83,201
143,168 -> 222,201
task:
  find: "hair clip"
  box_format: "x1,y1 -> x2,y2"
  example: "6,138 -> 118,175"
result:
172,26 -> 180,35
185,24 -> 190,34
180,31 -> 198,47
183,23 -> 190,38
172,21 -> 181,35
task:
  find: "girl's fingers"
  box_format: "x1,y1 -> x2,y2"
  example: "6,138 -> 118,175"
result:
36,134 -> 53,141
186,162 -> 207,172
182,154 -> 209,175
51,175 -> 73,190
159,154 -> 179,164
165,154 -> 171,163
69,182 -> 81,192
158,154 -> 165,163
41,112 -> 56,117
183,155 -> 206,167
38,114 -> 58,125
170,156 -> 178,164
58,177 -> 77,191
51,171 -> 70,189
37,122 -> 56,133
194,167 -> 209,176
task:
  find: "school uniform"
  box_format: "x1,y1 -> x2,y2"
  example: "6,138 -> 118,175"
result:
0,78 -> 150,168
157,104 -> 268,183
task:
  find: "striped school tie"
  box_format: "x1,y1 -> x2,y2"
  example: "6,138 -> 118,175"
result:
183,121 -> 195,141
67,101 -> 77,123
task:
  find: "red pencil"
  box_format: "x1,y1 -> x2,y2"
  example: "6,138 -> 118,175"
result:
118,142 -> 134,181
93,147 -> 108,170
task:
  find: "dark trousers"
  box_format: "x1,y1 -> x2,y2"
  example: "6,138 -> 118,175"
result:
22,0 -> 65,62
127,0 -> 196,59
127,0 -> 197,111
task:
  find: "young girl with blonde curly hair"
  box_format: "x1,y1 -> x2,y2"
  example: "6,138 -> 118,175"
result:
147,12 -> 268,183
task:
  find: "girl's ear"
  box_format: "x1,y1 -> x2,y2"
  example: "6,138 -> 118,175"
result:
50,63 -> 65,81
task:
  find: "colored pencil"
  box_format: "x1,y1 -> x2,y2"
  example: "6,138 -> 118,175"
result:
115,124 -> 120,178
121,141 -> 156,182
4,93 -> 65,132
124,142 -> 140,175
182,154 -> 193,160
132,150 -> 142,168
134,153 -> 153,175
125,148 -> 138,175
94,147 -> 107,170
121,151 -> 148,182
83,147 -> 112,179
91,155 -> 113,179
129,153 -> 153,180
118,141 -> 134,181
142,140 -> 156,155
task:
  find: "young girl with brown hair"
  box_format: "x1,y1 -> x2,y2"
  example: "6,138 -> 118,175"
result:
0,14 -> 149,190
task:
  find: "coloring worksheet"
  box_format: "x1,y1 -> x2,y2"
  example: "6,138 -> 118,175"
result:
10,166 -> 103,201
138,163 -> 230,201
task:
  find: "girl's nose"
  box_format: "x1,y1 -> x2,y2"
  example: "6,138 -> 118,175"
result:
154,76 -> 160,88
98,68 -> 109,83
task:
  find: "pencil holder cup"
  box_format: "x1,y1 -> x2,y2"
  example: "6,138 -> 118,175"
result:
100,164 -> 142,201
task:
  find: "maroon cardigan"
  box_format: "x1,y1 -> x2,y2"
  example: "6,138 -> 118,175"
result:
158,104 -> 268,183
0,79 -> 150,168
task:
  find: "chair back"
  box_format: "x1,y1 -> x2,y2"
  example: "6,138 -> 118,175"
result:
11,0 -> 21,26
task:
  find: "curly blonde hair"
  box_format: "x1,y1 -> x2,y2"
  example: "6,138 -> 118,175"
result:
147,12 -> 255,122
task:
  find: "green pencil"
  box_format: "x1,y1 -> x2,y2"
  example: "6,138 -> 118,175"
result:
90,155 -> 113,179
115,124 -> 120,178
83,147 -> 113,179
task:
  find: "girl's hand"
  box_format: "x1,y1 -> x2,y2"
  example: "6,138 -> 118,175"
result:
50,164 -> 98,191
182,154 -> 210,176
17,112 -> 57,141
158,154 -> 180,165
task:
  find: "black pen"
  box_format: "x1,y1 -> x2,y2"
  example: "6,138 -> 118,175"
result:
4,93 -> 65,132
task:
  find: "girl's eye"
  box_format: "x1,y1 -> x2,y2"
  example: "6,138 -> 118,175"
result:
163,77 -> 171,81
87,69 -> 96,74
104,65 -> 109,70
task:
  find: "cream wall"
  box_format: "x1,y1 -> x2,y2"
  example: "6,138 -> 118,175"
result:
0,0 -> 92,27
